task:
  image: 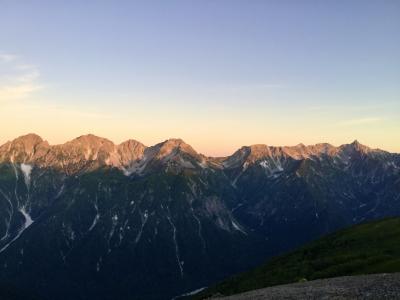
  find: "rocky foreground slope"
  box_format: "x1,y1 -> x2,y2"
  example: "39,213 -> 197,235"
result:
0,134 -> 399,300
217,273 -> 400,300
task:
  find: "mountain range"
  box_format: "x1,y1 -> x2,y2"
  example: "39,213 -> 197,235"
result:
0,134 -> 399,299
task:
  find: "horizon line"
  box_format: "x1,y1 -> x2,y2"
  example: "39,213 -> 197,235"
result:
1,132 -> 396,157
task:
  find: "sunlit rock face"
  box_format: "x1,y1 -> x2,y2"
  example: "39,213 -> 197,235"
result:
0,134 -> 399,300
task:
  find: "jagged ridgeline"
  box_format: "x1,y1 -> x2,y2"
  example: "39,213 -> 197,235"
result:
0,134 -> 399,300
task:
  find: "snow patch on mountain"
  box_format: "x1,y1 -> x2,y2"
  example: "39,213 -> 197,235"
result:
84,148 -> 92,160
0,207 -> 34,253
166,209 -> 184,277
231,220 -> 247,235
20,163 -> 33,188
89,203 -> 100,231
134,210 -> 149,244
20,207 -> 34,228
0,188 -> 13,241
172,287 -> 206,299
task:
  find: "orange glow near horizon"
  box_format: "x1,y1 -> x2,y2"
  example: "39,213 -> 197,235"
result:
1,100 -> 399,156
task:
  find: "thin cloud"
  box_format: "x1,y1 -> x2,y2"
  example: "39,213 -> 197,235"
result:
0,84 -> 42,100
0,53 -> 18,63
52,107 -> 113,119
19,103 -> 114,120
0,53 -> 43,101
307,103 -> 396,112
338,117 -> 382,126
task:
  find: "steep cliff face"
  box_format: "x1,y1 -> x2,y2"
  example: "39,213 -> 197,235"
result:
0,134 -> 398,300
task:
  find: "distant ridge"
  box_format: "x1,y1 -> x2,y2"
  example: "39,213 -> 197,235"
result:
0,133 -> 394,175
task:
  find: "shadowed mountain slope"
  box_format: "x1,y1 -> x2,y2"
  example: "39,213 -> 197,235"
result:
191,217 -> 400,299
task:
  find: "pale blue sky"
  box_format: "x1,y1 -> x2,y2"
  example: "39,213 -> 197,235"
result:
0,0 -> 399,155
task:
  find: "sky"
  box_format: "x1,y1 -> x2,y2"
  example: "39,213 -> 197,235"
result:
0,0 -> 399,156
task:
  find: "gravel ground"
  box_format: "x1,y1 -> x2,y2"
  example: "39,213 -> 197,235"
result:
215,273 -> 400,300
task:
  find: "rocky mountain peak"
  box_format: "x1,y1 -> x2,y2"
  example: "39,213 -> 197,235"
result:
71,134 -> 115,151
48,134 -> 119,171
160,138 -> 188,149
156,138 -> 199,159
10,133 -> 48,151
118,139 -> 145,148
118,139 -> 146,165
283,143 -> 338,159
13,133 -> 44,145
67,134 -> 115,148
118,139 -> 146,153
246,144 -> 271,161
341,140 -> 371,155
0,133 -> 49,163
350,140 -> 369,151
